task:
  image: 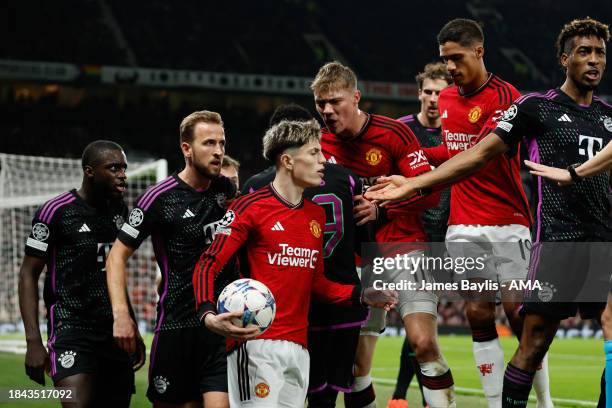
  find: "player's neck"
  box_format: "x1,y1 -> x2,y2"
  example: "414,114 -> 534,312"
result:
179,167 -> 211,191
417,111 -> 440,128
77,185 -> 107,208
340,110 -> 368,140
560,79 -> 593,106
271,174 -> 304,206
460,68 -> 489,95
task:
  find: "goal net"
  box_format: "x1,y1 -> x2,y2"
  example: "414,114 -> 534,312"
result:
0,153 -> 167,333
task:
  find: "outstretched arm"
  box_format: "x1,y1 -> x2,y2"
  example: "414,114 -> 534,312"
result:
525,140 -> 612,185
365,133 -> 508,203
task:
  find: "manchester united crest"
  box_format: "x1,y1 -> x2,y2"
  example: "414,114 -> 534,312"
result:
365,148 -> 382,166
468,106 -> 482,123
255,382 -> 270,398
309,220 -> 322,238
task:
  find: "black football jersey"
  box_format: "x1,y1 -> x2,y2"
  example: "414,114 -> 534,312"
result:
118,173 -> 236,331
494,89 -> 612,241
25,190 -> 127,332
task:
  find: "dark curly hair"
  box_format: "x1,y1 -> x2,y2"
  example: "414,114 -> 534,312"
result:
556,18 -> 610,61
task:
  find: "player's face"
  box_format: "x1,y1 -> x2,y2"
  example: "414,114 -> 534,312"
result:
563,35 -> 607,91
221,164 -> 239,190
90,149 -> 128,200
418,78 -> 449,120
184,122 -> 226,179
288,139 -> 326,188
439,41 -> 484,87
314,87 -> 360,138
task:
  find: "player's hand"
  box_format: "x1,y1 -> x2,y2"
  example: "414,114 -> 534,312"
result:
113,312 -> 138,355
364,176 -> 415,205
353,195 -> 378,226
25,339 -> 49,385
131,331 -> 146,371
204,312 -> 260,340
361,288 -> 398,311
524,160 -> 573,186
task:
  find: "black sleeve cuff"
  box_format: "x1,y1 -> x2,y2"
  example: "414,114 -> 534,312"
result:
351,285 -> 364,307
197,302 -> 217,322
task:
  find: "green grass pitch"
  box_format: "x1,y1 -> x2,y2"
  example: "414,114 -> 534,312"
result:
0,334 -> 601,407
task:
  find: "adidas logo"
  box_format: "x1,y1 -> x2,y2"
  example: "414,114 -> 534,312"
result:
271,221 -> 285,231
441,110 -> 448,119
182,209 -> 195,218
78,223 -> 91,232
557,114 -> 572,122
327,156 -> 337,164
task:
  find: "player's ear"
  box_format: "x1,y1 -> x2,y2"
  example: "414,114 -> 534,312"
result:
354,89 -> 361,105
83,165 -> 94,178
475,44 -> 484,59
279,152 -> 293,170
180,141 -> 192,159
560,52 -> 569,69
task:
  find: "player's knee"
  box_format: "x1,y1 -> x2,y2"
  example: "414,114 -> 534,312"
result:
410,333 -> 439,362
466,302 -> 495,327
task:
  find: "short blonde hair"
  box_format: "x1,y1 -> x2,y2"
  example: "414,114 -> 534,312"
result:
310,61 -> 357,94
262,119 -> 321,163
179,110 -> 223,144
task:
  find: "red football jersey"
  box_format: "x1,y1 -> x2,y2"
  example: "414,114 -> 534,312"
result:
426,74 -> 531,227
321,113 -> 439,243
193,185 -> 360,348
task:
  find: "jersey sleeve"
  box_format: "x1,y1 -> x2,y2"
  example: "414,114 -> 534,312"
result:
24,207 -> 56,260
116,196 -> 161,250
479,87 -> 521,139
492,97 -> 542,148
423,144 -> 450,167
193,204 -> 251,317
390,123 -> 433,178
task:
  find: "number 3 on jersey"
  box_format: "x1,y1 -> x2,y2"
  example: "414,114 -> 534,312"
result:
311,194 -> 344,258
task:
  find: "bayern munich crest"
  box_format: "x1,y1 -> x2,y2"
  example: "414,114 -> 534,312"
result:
128,208 -> 144,227
603,116 -> 612,132
153,376 -> 169,394
32,223 -> 50,241
58,351 -> 76,368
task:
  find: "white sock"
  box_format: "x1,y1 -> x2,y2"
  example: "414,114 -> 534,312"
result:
533,352 -> 554,408
351,375 -> 376,408
420,357 -> 456,408
473,338 -> 505,408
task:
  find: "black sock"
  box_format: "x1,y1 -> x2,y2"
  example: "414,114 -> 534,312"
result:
392,337 -> 415,399
597,367 -> 605,408
502,363 -> 535,408
344,383 -> 375,408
